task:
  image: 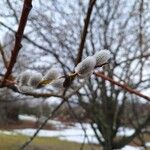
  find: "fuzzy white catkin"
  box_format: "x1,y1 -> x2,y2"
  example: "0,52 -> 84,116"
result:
43,68 -> 59,81
16,75 -> 21,85
28,72 -> 43,88
94,50 -> 111,66
17,85 -> 33,93
51,78 -> 65,89
75,56 -> 96,77
78,71 -> 93,79
18,71 -> 31,86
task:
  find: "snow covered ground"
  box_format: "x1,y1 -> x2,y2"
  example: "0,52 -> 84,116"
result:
0,115 -> 149,150
121,145 -> 144,150
14,123 -> 99,144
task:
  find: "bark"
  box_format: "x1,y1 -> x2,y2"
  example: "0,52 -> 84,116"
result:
102,128 -> 114,150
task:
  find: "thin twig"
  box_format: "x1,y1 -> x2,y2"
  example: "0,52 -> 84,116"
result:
94,72 -> 150,101
18,100 -> 65,150
0,44 -> 8,68
1,0 -> 32,86
76,0 -> 96,65
67,101 -> 95,150
6,0 -> 19,23
116,53 -> 150,66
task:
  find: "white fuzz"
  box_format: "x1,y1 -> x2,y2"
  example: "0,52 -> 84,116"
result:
18,70 -> 31,86
17,85 -> 33,93
28,72 -> 43,88
43,68 -> 59,81
16,75 -> 21,85
51,78 -> 65,89
94,50 -> 111,66
75,56 -> 96,77
78,71 -> 93,79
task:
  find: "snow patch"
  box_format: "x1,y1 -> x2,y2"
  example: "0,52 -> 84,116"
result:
19,115 -> 37,122
1,115 -> 148,150
146,142 -> 150,147
0,130 -> 17,136
121,145 -> 144,150
117,127 -> 135,136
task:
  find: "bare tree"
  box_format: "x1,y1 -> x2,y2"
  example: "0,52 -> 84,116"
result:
0,0 -> 149,150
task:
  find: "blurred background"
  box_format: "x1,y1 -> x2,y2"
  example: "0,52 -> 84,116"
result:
0,0 -> 149,150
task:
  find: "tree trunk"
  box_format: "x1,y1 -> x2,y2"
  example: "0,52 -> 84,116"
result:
103,144 -> 113,150
102,127 -> 114,150
103,139 -> 113,150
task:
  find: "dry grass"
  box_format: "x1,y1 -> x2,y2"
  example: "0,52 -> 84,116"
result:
0,120 -> 149,150
0,133 -> 149,150
0,134 -> 101,150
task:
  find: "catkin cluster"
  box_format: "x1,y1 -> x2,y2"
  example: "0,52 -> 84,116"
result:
16,68 -> 62,93
16,50 -> 111,93
75,50 -> 111,78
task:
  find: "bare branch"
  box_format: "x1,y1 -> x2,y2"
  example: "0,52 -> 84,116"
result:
94,72 -> 150,101
6,0 -> 19,23
114,116 -> 150,149
1,0 -> 32,86
67,101 -> 95,150
18,100 -> 65,150
76,0 -> 96,65
0,44 -> 8,68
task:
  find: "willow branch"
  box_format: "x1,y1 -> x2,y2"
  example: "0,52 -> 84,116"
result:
1,0 -> 32,86
76,0 -> 96,65
94,72 -> 150,101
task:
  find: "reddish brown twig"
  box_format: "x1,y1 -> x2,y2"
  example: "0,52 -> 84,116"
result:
0,79 -> 15,87
1,0 -> 32,86
94,72 -> 150,101
76,0 -> 96,65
